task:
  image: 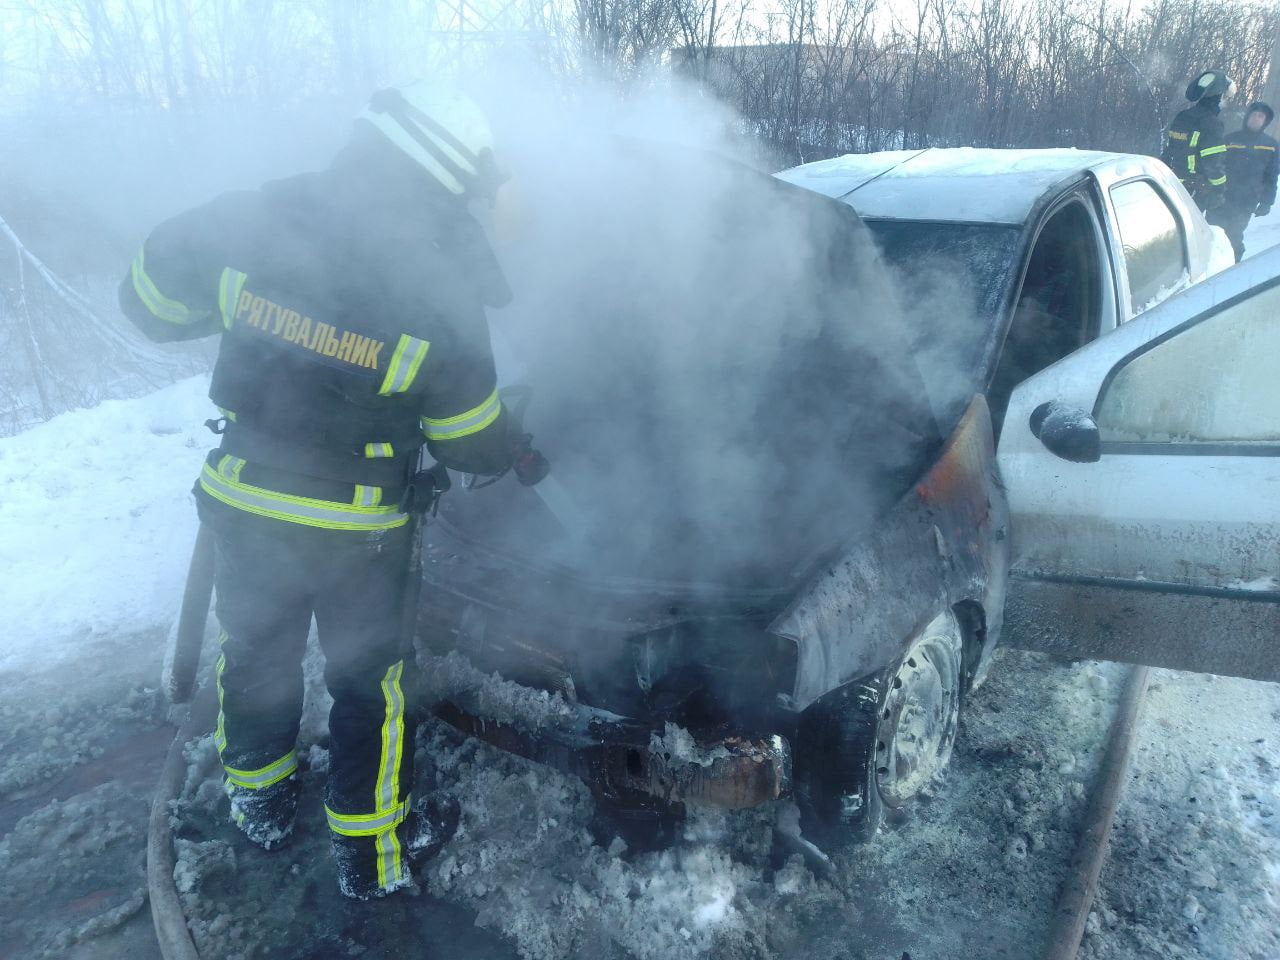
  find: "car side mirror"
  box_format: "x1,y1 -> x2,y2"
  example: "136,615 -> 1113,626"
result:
1029,401 -> 1101,463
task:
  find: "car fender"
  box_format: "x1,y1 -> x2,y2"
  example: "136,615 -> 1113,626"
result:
771,396 -> 1009,710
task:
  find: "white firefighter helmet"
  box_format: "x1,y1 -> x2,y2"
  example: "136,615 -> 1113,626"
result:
358,83 -> 506,199
1185,69 -> 1237,102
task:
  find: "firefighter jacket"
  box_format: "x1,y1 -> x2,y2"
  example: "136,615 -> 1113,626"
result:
119,133 -> 513,532
1223,106 -> 1279,214
1161,101 -> 1228,209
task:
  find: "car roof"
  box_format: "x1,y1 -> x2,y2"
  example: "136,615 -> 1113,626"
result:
775,147 -> 1133,225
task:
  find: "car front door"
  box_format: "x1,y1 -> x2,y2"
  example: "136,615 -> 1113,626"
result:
996,245 -> 1280,681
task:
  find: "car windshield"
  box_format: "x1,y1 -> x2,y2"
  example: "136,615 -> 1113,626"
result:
863,219 -> 1022,419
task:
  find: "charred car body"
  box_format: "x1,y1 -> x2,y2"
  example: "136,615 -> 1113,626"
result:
407,141 -> 1004,841
412,144 -> 1266,842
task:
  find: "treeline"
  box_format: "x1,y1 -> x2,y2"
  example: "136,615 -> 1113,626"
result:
673,0 -> 1280,164
9,0 -> 1275,157
0,0 -> 1276,432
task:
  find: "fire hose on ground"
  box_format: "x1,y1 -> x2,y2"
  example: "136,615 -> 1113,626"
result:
1041,665 -> 1151,960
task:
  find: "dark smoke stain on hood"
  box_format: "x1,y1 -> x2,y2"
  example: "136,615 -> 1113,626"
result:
440,140 -> 942,597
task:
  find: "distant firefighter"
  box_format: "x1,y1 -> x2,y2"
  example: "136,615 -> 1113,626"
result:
1209,101 -> 1278,262
1161,69 -> 1234,212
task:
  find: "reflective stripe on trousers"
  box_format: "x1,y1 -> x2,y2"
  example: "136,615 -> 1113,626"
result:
215,626 -> 301,789
224,750 -> 299,789
324,660 -> 411,890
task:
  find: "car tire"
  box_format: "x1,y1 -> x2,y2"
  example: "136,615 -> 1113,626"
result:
796,610 -> 964,845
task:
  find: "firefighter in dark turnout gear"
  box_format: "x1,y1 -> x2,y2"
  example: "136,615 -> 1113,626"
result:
119,84 -> 544,900
1161,69 -> 1235,212
1209,101 -> 1279,261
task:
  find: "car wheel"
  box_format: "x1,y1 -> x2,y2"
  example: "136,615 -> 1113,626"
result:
797,610 -> 964,844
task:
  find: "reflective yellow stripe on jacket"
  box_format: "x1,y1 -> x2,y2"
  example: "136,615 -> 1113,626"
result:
131,247 -> 199,325
423,388 -> 502,441
379,336 -> 431,396
219,269 -> 249,329
200,455 -> 407,531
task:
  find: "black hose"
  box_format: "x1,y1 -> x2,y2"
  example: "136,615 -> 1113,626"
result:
164,525 -> 215,705
148,679 -> 219,960
1042,665 -> 1151,960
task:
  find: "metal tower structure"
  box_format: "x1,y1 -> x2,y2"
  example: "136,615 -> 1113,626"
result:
425,0 -> 561,58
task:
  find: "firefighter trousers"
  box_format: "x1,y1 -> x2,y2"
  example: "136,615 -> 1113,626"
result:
202,502 -> 419,894
1209,204 -> 1252,263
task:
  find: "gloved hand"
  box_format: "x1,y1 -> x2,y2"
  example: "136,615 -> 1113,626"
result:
510,432 -> 550,487
1256,203 -> 1272,217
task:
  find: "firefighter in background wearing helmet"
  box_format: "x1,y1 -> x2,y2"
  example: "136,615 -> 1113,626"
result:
1161,69 -> 1235,212
1210,101 -> 1279,262
119,83 -> 548,900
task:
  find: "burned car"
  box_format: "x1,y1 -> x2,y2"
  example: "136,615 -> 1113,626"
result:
416,142 -> 1280,848
409,140 -> 1008,843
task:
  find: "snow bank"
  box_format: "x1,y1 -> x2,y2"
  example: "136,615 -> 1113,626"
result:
0,375 -> 213,672
1083,671 -> 1280,959
1244,204 -> 1280,260
421,722 -> 831,960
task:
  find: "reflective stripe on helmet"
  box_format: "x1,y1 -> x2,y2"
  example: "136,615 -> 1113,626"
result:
422,388 -> 502,441
357,84 -> 503,198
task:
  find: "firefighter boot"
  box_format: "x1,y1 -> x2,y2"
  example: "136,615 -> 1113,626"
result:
332,829 -> 414,901
225,774 -> 300,851
406,792 -> 460,868
332,794 -> 460,900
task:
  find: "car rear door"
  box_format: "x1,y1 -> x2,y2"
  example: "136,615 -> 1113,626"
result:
996,246 -> 1280,681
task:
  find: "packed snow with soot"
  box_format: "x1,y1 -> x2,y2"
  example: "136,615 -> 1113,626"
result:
2,215 -> 1280,958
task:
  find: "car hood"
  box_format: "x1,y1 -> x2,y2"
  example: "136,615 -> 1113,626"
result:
435,140 -> 942,598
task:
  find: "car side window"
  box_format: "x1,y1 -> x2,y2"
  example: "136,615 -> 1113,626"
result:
1110,180 -> 1186,315
1096,282 -> 1280,445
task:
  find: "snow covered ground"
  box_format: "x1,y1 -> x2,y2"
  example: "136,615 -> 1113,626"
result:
1242,204 -> 1280,261
1086,672 -> 1280,960
3,228 -> 1280,956
0,377 -> 211,674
